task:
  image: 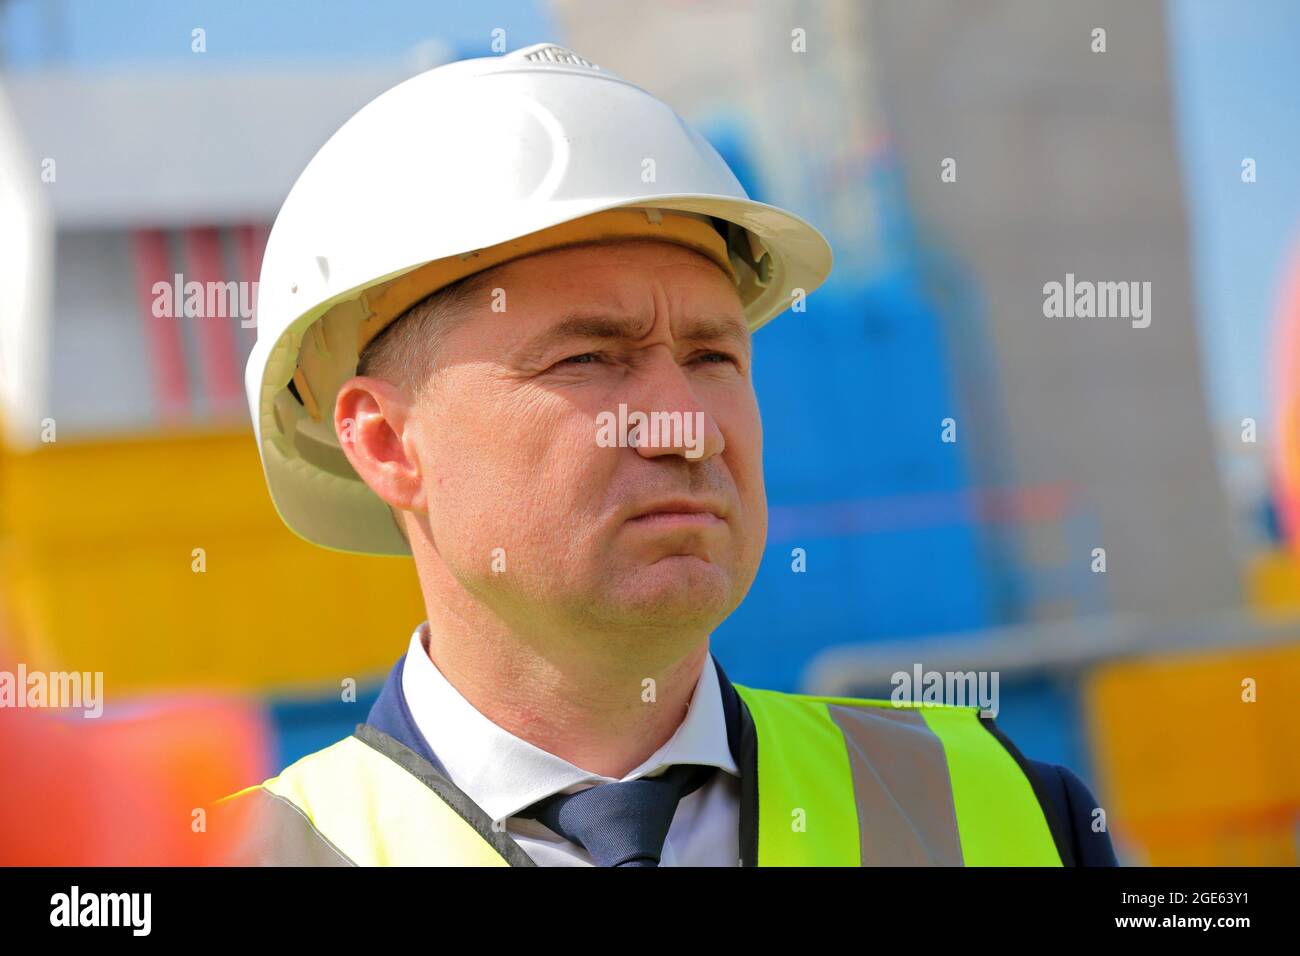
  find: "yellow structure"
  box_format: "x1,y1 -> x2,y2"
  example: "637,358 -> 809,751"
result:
0,429 -> 425,695
1085,641 -> 1300,865
1246,548 -> 1300,616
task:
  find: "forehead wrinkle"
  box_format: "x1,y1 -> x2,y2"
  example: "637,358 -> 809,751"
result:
510,311 -> 652,366
511,311 -> 750,367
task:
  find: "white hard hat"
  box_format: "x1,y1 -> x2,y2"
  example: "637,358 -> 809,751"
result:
247,42 -> 833,556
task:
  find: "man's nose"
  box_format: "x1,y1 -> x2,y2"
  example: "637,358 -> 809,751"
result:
624,350 -> 725,462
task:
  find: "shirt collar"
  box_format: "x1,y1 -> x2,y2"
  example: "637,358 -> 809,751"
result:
399,621 -> 739,823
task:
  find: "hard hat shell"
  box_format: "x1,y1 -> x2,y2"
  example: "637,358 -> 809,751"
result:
247,43 -> 833,556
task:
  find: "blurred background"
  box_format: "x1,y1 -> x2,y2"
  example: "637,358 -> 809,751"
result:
1,0 -> 1297,865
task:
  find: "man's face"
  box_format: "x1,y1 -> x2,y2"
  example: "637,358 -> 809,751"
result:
405,239 -> 766,641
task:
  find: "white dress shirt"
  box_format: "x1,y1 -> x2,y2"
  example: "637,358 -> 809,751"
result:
400,621 -> 741,866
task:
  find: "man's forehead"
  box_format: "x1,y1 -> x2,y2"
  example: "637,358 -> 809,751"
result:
538,309 -> 748,344
477,241 -> 746,327
500,308 -> 747,368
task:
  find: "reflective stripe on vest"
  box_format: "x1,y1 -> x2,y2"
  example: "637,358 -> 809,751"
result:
733,684 -> 1064,866
214,690 -> 1064,866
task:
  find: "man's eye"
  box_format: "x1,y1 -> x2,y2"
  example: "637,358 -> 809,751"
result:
558,352 -> 599,366
695,351 -> 738,366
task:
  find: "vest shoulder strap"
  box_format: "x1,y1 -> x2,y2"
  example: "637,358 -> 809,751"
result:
212,727 -> 534,866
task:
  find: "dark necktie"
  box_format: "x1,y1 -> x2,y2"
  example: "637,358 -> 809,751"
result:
516,763 -> 717,866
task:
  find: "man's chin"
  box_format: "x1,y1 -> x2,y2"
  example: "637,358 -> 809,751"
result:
595,556 -> 739,630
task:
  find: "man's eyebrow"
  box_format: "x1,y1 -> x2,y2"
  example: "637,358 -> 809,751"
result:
678,318 -> 752,351
513,313 -> 750,365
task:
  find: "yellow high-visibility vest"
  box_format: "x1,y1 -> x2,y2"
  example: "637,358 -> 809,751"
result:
212,683 -> 1068,866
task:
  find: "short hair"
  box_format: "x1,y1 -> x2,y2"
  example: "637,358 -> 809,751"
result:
356,268 -> 496,396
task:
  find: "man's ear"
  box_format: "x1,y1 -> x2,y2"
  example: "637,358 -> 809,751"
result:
334,375 -> 426,514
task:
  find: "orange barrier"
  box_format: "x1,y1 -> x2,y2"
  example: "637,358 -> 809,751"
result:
0,691 -> 272,865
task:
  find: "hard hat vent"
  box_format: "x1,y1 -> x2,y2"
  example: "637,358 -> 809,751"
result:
513,43 -> 600,70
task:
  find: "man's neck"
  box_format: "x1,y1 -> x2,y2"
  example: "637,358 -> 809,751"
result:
416,610 -> 711,780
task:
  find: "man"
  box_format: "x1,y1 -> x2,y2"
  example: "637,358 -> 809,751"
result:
216,43 -> 1117,866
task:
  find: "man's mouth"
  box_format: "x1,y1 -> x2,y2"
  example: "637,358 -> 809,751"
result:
625,498 -> 726,530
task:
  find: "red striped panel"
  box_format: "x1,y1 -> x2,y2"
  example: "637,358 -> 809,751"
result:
131,229 -> 189,422
183,227 -> 243,415
234,223 -> 269,352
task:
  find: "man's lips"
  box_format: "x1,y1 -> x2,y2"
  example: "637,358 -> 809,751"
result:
624,498 -> 727,530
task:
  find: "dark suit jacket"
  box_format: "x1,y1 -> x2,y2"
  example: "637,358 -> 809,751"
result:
1024,758 -> 1118,865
